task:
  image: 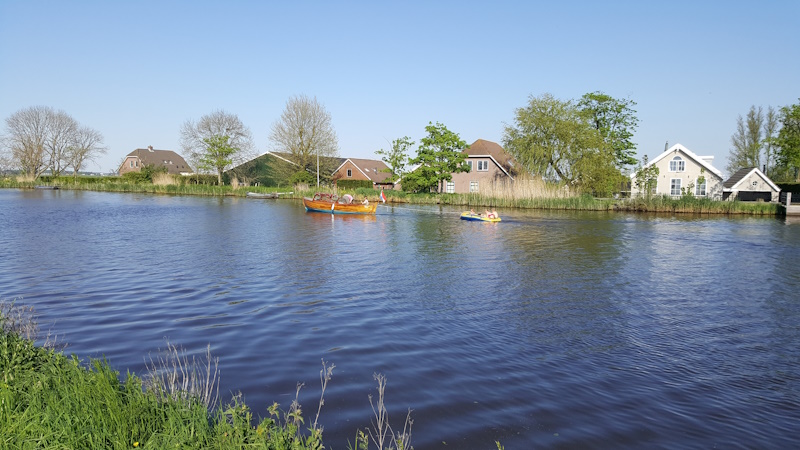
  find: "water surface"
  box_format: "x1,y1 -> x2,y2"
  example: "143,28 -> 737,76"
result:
1,189 -> 799,449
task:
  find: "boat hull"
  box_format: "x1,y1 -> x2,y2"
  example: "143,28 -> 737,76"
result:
303,197 -> 377,214
246,192 -> 279,199
460,212 -> 501,222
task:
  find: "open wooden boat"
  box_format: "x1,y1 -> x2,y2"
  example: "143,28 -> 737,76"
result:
460,211 -> 501,222
303,193 -> 377,214
246,192 -> 279,199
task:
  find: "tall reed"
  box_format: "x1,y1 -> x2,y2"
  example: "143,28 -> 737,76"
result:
151,173 -> 178,186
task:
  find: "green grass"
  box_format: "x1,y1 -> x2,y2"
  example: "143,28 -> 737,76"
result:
0,332 -> 330,449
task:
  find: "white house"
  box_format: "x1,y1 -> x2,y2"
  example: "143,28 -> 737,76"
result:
630,143 -> 724,200
722,167 -> 781,202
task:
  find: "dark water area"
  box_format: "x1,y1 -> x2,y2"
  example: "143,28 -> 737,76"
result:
2,188 -> 799,449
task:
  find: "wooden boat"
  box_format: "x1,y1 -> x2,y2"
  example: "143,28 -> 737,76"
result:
246,192 -> 279,199
303,193 -> 377,214
460,211 -> 501,222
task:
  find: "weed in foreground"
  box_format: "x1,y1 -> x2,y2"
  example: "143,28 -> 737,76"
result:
351,373 -> 414,450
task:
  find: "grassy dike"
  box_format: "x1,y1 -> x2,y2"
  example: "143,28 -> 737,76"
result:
2,176 -> 785,215
0,301 -> 412,450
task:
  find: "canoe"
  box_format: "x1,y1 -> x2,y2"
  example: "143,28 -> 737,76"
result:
35,185 -> 59,190
303,193 -> 377,214
246,192 -> 279,199
460,212 -> 501,222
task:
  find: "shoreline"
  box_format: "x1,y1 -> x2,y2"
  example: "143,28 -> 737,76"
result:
2,179 -> 785,216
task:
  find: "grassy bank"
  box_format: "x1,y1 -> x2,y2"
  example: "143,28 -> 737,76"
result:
2,176 -> 784,215
0,300 -> 412,450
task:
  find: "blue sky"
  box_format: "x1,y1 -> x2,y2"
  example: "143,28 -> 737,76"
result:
1,1 -> 797,177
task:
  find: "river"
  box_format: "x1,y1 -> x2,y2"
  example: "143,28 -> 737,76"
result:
1,188 -> 799,449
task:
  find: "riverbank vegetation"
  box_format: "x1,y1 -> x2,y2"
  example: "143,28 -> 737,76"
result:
0,300 -> 413,450
0,173 -> 785,215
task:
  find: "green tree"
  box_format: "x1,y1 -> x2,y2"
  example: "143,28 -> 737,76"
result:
633,155 -> 659,199
578,91 -> 639,169
503,93 -> 619,195
727,105 -> 764,174
763,106 -> 779,177
199,135 -> 237,184
774,99 -> 800,181
180,110 -> 255,184
404,122 -> 469,193
375,136 -> 414,183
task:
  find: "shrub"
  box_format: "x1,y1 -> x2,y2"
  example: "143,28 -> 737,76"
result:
289,170 -> 314,185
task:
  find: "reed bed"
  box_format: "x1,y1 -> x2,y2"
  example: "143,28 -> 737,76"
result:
151,172 -> 179,186
619,195 -> 782,215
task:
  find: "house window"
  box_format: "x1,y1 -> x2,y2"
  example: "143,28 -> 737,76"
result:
478,160 -> 488,171
347,169 -> 352,177
670,178 -> 681,196
669,156 -> 685,172
470,181 -> 479,192
129,160 -> 134,168
696,178 -> 707,196
446,181 -> 455,193
467,161 -> 473,171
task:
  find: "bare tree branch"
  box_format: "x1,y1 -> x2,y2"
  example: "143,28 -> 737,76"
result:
68,125 -> 106,177
269,95 -> 339,185
180,110 -> 255,184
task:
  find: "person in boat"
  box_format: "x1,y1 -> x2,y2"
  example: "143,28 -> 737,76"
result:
362,197 -> 370,206
484,209 -> 498,219
342,194 -> 353,204
470,209 -> 477,215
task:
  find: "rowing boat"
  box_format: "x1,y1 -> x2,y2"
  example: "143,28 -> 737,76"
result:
303,193 -> 377,214
460,211 -> 501,222
246,192 -> 279,199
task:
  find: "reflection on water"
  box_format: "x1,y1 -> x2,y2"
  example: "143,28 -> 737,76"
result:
1,189 -> 800,448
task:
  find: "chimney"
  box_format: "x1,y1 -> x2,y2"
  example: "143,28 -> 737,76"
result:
148,145 -> 154,152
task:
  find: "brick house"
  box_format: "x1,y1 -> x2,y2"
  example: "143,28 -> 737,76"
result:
119,146 -> 193,175
332,158 -> 397,189
445,139 -> 516,193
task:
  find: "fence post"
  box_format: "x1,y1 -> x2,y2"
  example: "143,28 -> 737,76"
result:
788,192 -> 792,207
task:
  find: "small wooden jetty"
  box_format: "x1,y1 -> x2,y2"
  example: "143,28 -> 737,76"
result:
782,192 -> 800,216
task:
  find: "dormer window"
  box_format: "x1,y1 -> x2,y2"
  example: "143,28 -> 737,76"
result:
347,169 -> 352,177
669,156 -> 685,172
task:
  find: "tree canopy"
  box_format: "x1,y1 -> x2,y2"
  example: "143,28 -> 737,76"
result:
503,93 -> 621,196
774,99 -> 800,180
180,110 -> 255,184
727,105 -> 764,175
2,106 -> 105,179
578,91 -> 639,169
375,136 -> 414,183
269,95 -> 339,187
403,122 -> 469,193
